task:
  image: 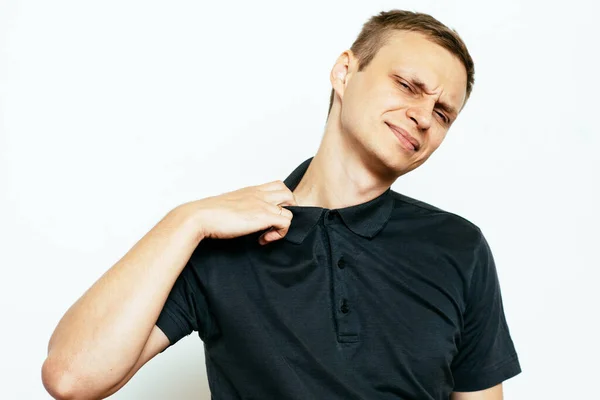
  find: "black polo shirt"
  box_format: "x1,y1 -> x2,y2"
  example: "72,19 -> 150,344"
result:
156,156 -> 521,399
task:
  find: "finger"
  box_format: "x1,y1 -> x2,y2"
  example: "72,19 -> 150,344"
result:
264,229 -> 285,242
266,203 -> 293,219
257,180 -> 289,192
263,190 -> 298,207
270,214 -> 292,236
258,227 -> 281,245
259,228 -> 288,245
259,214 -> 292,245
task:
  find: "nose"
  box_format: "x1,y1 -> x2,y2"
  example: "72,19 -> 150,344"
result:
406,105 -> 432,131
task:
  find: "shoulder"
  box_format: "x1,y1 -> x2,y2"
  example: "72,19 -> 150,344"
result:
388,189 -> 484,243
387,190 -> 497,297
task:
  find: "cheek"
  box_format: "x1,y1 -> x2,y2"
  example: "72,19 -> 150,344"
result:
347,78 -> 390,111
427,131 -> 447,151
340,80 -> 403,136
340,83 -> 372,127
380,88 -> 404,110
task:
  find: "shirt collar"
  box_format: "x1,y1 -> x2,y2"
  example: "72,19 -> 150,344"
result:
282,157 -> 394,244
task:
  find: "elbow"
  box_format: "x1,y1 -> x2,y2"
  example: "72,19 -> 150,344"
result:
41,357 -> 97,400
42,357 -> 77,400
42,357 -> 117,400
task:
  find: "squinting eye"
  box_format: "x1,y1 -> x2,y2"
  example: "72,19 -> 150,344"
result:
397,80 -> 412,92
401,83 -> 413,93
435,111 -> 448,123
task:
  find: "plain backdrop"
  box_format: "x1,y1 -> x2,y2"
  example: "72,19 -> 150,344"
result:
1,0 -> 598,399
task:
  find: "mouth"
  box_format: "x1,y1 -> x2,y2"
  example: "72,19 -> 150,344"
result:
385,122 -> 420,152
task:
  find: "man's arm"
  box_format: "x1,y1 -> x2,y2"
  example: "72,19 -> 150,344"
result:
41,180 -> 297,399
41,204 -> 206,400
451,383 -> 503,400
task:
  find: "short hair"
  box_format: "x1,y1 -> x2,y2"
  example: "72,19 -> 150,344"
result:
327,9 -> 475,118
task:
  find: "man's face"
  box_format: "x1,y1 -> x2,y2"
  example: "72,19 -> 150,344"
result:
332,30 -> 468,177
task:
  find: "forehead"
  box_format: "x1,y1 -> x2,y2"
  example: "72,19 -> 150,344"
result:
373,30 -> 468,109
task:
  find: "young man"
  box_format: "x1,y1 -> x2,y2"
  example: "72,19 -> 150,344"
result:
42,9 -> 521,400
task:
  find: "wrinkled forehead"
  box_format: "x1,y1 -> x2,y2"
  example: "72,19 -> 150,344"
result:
376,30 -> 468,110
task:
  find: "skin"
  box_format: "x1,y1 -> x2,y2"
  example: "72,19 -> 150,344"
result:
292,30 -> 504,399
293,30 -> 466,210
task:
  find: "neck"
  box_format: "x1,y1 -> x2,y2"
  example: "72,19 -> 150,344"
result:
292,115 -> 396,210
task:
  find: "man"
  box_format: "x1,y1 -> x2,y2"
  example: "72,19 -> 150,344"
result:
42,9 -> 521,400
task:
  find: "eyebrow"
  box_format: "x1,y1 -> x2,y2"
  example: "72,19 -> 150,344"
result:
407,76 -> 459,119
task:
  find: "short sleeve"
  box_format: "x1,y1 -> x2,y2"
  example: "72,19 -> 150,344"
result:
451,230 -> 521,391
155,252 -> 219,352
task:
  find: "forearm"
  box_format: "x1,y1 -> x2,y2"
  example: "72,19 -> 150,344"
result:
42,203 -> 205,395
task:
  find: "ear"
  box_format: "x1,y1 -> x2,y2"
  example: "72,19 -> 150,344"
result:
330,51 -> 352,100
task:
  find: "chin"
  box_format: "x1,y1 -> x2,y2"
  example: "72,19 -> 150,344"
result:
365,145 -> 416,178
390,145 -> 429,174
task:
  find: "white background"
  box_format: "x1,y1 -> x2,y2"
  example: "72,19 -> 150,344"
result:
1,0 -> 598,399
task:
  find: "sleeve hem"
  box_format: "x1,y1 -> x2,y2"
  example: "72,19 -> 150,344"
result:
155,307 -> 187,351
452,354 -> 522,392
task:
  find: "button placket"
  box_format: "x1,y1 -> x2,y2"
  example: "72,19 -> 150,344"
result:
335,256 -> 348,313
340,298 -> 349,313
322,213 -> 360,342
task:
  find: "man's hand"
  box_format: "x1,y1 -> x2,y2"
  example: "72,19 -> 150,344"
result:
189,180 -> 297,245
